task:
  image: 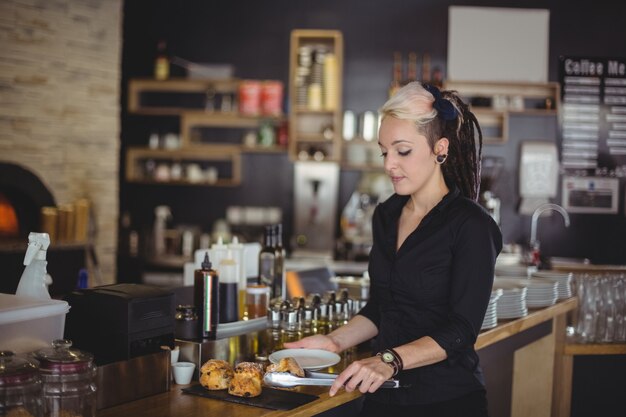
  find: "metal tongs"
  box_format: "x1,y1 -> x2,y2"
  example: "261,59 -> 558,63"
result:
263,370 -> 401,389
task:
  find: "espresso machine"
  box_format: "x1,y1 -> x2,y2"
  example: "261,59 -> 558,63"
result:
292,161 -> 340,257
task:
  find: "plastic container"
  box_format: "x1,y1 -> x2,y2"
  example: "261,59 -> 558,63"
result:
33,339 -> 97,417
0,294 -> 70,354
0,351 -> 42,417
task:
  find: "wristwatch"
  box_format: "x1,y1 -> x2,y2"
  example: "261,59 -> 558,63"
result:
377,348 -> 403,376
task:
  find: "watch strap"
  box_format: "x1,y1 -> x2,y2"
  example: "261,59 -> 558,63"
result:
377,348 -> 403,376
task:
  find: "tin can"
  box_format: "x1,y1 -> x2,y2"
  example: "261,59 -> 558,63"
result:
238,80 -> 262,116
261,80 -> 284,116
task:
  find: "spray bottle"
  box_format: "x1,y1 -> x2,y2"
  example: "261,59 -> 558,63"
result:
16,232 -> 52,299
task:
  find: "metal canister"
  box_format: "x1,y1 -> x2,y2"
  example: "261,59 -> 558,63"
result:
175,305 -> 198,340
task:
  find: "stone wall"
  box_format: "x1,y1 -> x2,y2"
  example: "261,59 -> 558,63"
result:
0,0 -> 122,285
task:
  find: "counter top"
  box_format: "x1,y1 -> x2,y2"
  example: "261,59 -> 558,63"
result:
97,298 -> 577,417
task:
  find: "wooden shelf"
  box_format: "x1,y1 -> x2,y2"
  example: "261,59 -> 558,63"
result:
444,80 -> 560,143
564,342 -> 626,355
125,145 -> 241,186
180,111 -> 285,146
128,78 -> 240,114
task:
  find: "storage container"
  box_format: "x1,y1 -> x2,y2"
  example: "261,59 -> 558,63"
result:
0,294 -> 70,353
34,339 -> 97,417
0,350 -> 42,417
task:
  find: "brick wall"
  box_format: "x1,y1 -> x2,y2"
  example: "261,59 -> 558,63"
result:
0,0 -> 122,285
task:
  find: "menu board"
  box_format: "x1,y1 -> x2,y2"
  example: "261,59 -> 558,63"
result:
558,56 -> 626,171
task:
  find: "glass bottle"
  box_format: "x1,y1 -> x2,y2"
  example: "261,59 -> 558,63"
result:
281,310 -> 300,345
267,307 -> 283,352
194,252 -> 219,339
388,51 -> 402,98
154,39 -> 169,81
273,224 -> 286,302
258,225 -> 276,295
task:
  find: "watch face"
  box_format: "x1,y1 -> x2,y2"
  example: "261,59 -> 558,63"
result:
382,352 -> 395,363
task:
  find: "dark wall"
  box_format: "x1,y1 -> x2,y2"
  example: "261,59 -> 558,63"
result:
120,0 -> 626,265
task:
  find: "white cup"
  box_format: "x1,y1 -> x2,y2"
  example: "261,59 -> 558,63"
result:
172,362 -> 195,385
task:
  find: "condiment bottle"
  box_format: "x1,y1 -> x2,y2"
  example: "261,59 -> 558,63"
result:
0,351 -> 42,417
194,252 -> 219,339
218,250 -> 239,323
227,236 -> 247,320
281,309 -> 300,345
267,307 -> 283,352
34,339 -> 97,417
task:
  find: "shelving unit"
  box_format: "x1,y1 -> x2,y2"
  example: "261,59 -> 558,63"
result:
180,110 -> 284,147
288,30 -> 343,162
126,78 -> 287,186
444,80 -> 560,143
125,146 -> 241,186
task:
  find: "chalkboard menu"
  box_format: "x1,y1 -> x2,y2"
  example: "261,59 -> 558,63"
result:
558,56 -> 626,171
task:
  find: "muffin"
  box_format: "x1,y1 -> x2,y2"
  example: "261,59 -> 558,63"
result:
266,357 -> 305,377
228,362 -> 264,398
199,359 -> 234,390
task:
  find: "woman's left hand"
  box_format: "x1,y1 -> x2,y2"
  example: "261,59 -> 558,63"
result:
329,355 -> 394,397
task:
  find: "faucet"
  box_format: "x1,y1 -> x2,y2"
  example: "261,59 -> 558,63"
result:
530,203 -> 570,248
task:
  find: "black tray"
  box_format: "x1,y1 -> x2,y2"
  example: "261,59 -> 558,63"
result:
181,383 -> 319,411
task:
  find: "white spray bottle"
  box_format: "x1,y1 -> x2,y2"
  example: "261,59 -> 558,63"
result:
16,232 -> 52,299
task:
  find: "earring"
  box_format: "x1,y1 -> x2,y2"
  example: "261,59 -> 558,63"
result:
436,154 -> 447,164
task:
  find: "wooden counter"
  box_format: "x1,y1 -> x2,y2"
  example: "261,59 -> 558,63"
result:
97,298 -> 577,417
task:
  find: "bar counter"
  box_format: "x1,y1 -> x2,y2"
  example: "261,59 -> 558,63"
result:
97,298 -> 577,417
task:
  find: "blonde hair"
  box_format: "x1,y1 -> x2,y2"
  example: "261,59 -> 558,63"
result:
380,81 -> 438,126
378,81 -> 483,201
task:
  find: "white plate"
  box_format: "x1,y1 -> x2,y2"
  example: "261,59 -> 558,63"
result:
269,349 -> 341,370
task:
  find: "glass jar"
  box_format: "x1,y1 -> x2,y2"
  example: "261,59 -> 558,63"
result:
175,305 -> 197,340
0,351 -> 42,417
33,340 -> 97,417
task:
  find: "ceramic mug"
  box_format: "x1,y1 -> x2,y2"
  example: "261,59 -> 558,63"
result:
172,362 -> 195,385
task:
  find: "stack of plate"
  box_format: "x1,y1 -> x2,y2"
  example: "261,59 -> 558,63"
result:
492,279 -> 528,319
531,271 -> 573,300
495,277 -> 558,309
482,288 -> 503,330
524,279 -> 558,308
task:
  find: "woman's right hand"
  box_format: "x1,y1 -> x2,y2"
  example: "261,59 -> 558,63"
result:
283,334 -> 341,353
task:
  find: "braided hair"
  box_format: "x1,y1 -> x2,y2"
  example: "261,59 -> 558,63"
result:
379,82 -> 483,201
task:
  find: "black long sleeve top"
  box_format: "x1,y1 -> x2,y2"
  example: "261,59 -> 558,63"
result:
358,185 -> 502,404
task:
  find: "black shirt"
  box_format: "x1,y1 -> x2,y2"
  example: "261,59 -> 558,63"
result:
358,185 -> 502,404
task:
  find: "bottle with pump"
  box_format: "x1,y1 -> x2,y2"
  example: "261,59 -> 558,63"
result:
16,232 -> 52,299
273,224 -> 286,302
194,252 -> 219,339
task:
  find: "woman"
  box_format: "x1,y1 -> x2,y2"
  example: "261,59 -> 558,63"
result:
285,82 -> 502,417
